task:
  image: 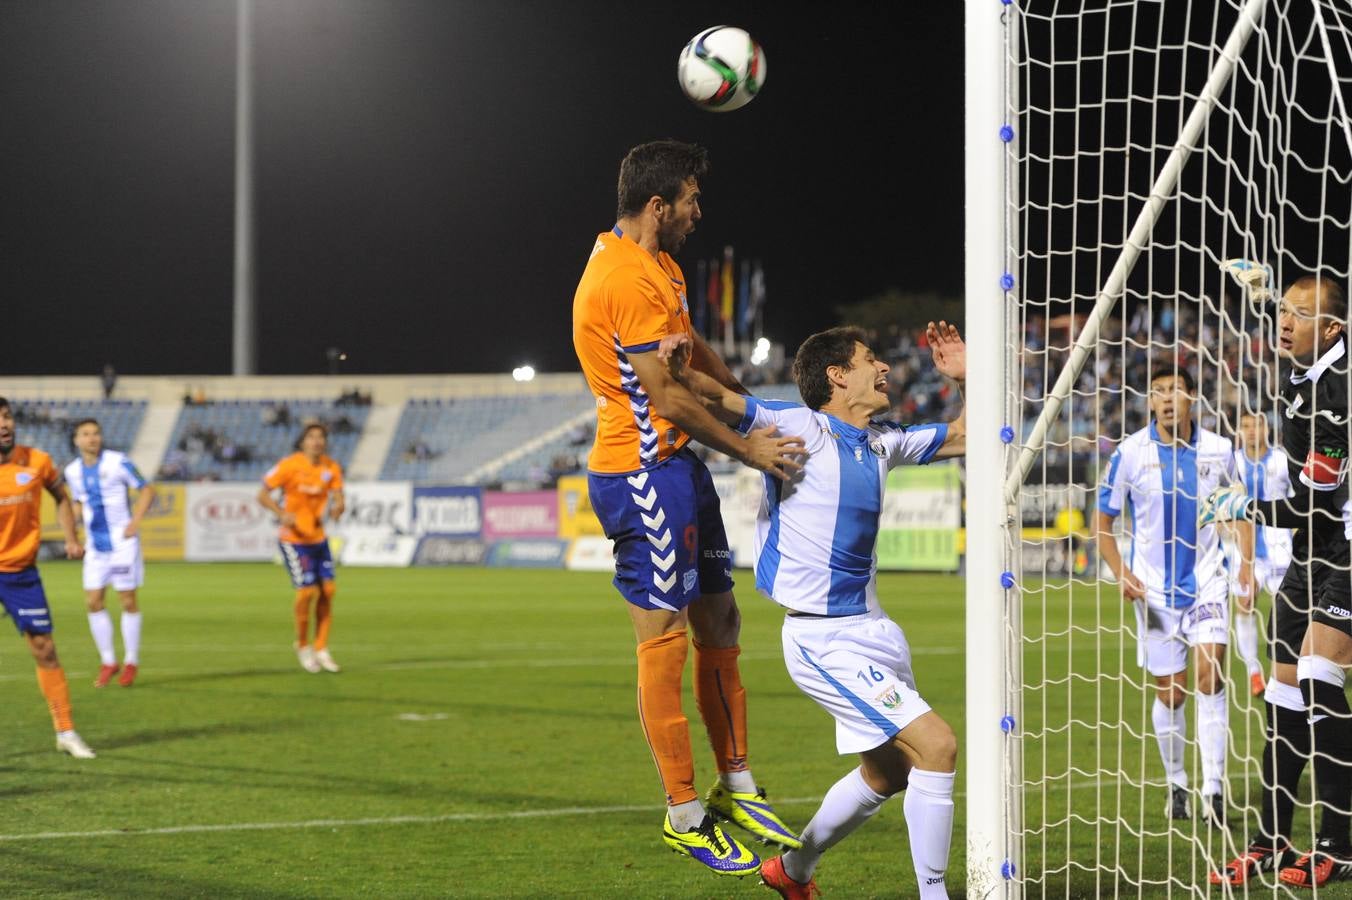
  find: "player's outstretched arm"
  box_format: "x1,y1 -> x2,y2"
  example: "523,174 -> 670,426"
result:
628,345 -> 804,481
689,331 -> 749,395
926,320 -> 967,459
656,333 -> 747,426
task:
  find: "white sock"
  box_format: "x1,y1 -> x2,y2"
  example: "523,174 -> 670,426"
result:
87,610 -> 115,665
782,767 -> 887,883
720,770 -> 757,794
120,611 -> 142,666
903,768 -> 955,899
1196,689 -> 1228,796
668,798 -> 705,833
1235,611 -> 1262,677
1152,698 -> 1189,789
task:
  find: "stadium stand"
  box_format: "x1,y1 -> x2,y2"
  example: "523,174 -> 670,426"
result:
158,400 -> 369,482
7,399 -> 147,469
381,391 -> 595,484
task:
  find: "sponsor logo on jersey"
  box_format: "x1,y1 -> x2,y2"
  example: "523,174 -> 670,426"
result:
869,441 -> 887,458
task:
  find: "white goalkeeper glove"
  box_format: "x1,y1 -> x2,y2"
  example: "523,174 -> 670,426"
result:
1198,484 -> 1256,529
1220,259 -> 1275,303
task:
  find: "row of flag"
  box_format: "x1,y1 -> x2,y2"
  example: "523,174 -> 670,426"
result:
688,248 -> 766,346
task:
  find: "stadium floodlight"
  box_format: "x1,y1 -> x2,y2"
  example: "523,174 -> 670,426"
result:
511,365 -> 536,383
968,0 -> 1352,894
749,337 -> 771,366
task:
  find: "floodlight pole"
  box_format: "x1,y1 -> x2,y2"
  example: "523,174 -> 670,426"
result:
232,0 -> 257,375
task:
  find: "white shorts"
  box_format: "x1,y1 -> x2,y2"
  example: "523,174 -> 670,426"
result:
1134,577 -> 1229,677
1225,538 -> 1292,599
782,609 -> 932,755
82,539 -> 143,592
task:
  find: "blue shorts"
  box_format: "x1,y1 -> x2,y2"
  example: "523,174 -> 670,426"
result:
0,567 -> 53,635
279,541 -> 335,588
589,448 -> 734,612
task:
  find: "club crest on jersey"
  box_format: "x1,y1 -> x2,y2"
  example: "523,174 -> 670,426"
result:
876,687 -> 902,710
683,569 -> 698,594
321,470 -> 333,482
14,472 -> 32,486
679,291 -> 688,313
854,447 -> 863,462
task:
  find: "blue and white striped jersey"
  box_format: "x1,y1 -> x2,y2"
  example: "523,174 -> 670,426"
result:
1098,423 -> 1239,608
1234,446 -> 1294,562
64,450 -> 147,553
736,397 -> 948,616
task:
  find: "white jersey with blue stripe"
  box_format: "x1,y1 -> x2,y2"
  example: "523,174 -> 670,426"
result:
736,396 -> 948,616
64,450 -> 147,553
1098,423 -> 1239,609
1234,446 -> 1294,563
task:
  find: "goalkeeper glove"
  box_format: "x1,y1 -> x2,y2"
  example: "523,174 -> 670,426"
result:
1198,484 -> 1255,528
1220,259 -> 1275,303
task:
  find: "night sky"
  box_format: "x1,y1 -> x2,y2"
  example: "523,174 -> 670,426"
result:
1,2 -> 964,376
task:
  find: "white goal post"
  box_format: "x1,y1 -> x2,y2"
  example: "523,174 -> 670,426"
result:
966,0 -> 1352,895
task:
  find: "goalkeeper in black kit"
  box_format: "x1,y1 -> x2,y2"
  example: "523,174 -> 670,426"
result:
1210,273 -> 1352,889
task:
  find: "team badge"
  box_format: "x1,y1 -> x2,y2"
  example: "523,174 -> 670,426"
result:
854,447 -> 863,462
15,472 -> 32,486
877,687 -> 902,711
683,569 -> 698,594
321,470 -> 333,482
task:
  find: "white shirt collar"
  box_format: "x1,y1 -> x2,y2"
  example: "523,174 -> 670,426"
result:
1290,336 -> 1346,385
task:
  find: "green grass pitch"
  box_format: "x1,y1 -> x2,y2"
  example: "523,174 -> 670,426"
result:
0,564 -> 1306,898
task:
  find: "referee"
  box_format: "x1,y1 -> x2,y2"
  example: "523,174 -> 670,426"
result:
1214,274 -> 1352,888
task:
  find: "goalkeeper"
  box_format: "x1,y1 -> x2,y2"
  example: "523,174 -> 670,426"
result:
1211,273 -> 1352,889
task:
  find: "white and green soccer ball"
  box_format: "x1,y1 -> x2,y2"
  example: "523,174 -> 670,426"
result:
677,26 -> 767,112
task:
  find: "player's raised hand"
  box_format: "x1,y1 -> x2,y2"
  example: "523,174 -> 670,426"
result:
743,425 -> 807,481
926,320 -> 967,382
656,333 -> 693,379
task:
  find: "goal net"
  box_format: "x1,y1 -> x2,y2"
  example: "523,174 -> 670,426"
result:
988,0 -> 1352,895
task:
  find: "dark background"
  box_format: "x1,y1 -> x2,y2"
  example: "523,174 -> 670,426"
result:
0,2 -> 965,375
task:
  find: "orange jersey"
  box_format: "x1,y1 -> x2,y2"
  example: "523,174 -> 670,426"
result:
573,227 -> 695,474
263,453 -> 344,544
0,446 -> 60,572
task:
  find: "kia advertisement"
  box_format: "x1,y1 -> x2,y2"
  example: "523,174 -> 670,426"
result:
185,483 -> 278,561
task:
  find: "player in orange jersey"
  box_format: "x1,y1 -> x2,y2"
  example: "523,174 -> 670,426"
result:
572,140 -> 806,878
257,423 -> 345,674
0,398 -> 95,758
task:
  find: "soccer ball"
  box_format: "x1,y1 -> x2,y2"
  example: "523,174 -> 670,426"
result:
677,26 -> 767,112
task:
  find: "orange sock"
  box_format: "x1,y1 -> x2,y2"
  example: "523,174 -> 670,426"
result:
35,666 -> 73,733
294,586 -> 320,646
313,581 -> 336,650
636,629 -> 696,806
693,640 -> 749,775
